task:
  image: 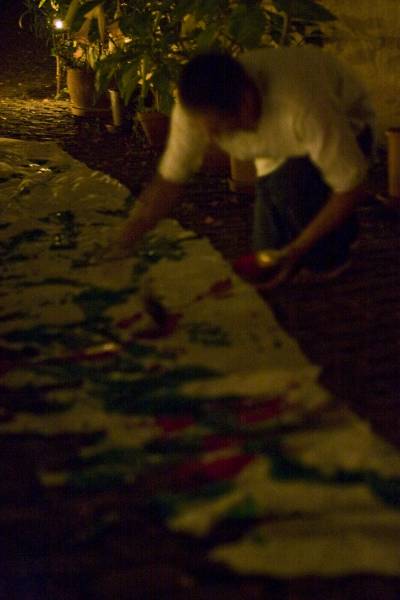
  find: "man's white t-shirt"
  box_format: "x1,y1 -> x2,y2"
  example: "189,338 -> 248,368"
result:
158,46 -> 375,193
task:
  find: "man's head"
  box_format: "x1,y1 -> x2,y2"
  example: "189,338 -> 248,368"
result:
177,52 -> 261,136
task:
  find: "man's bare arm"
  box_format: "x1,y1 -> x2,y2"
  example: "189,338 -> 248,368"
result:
287,184 -> 365,261
257,184 -> 366,289
119,174 -> 184,249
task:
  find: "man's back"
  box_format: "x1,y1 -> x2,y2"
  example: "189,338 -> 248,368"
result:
239,45 -> 374,134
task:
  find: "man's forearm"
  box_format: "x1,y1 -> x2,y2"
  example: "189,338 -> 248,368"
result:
287,185 -> 365,261
129,173 -> 183,225
120,174 -> 183,247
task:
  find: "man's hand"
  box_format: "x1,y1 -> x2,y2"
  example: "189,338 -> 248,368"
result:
234,247 -> 300,289
118,215 -> 155,252
107,174 -> 183,256
254,247 -> 301,290
257,185 -> 366,290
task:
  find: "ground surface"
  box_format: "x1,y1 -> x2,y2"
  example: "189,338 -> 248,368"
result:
0,2 -> 399,598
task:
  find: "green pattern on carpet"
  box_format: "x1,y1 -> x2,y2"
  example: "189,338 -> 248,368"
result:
1,137 -> 400,577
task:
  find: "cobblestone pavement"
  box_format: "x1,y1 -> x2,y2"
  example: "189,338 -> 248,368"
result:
1,1 -> 400,598
0,93 -> 252,259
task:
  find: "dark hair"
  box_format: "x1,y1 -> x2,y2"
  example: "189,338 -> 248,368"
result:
178,52 -> 250,115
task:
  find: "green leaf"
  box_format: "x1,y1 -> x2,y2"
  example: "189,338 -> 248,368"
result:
0,228 -> 47,255
95,54 -> 121,97
100,366 -> 218,413
16,277 -> 80,289
272,0 -> 336,22
173,0 -> 198,20
369,474 -> 400,508
151,64 -> 175,113
228,5 -> 267,49
119,11 -> 154,38
137,234 -> 187,263
104,389 -> 203,415
66,466 -> 127,491
194,24 -> 219,51
66,1 -> 111,37
186,322 -> 231,347
74,286 -> 135,320
1,385 -> 72,415
119,63 -> 141,105
304,28 -> 325,47
151,480 -> 234,517
5,325 -> 86,349
145,437 -> 203,455
72,447 -> 147,468
195,0 -> 225,18
225,495 -> 259,520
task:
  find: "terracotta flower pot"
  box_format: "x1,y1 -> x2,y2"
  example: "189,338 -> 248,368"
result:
109,89 -> 122,127
66,68 -> 110,118
137,111 -> 170,149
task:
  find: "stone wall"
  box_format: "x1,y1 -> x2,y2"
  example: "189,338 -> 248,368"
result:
322,0 -> 400,142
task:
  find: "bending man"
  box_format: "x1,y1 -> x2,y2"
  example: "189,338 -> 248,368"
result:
118,46 -> 375,287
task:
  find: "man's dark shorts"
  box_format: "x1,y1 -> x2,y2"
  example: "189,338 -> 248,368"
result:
253,126 -> 374,271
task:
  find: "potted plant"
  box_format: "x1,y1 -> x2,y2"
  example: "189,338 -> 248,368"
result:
22,0 -> 123,116
94,1 -> 265,152
26,1 -> 336,158
94,1 -> 187,147
60,0 -> 123,117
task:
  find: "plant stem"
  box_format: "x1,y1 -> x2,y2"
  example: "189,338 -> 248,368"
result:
280,12 -> 292,46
